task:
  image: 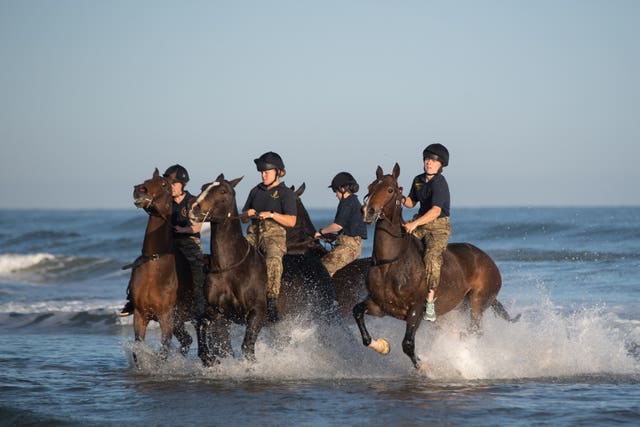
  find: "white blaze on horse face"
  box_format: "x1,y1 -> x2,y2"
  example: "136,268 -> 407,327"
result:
196,181 -> 220,205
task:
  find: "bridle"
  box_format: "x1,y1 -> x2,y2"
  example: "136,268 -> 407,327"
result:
365,176 -> 409,266
363,177 -> 405,230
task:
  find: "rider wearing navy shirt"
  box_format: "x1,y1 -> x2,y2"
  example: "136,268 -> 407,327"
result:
241,152 -> 297,322
314,172 -> 367,277
403,144 -> 451,322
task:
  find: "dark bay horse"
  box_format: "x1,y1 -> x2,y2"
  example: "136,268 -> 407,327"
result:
127,169 -> 196,358
190,175 -> 338,365
285,183 -> 369,318
354,163 -> 519,370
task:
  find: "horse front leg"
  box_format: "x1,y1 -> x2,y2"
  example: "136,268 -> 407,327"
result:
353,298 -> 390,355
402,303 -> 424,370
211,314 -> 233,361
173,319 -> 193,356
158,312 -> 175,360
241,309 -> 264,362
195,317 -> 211,366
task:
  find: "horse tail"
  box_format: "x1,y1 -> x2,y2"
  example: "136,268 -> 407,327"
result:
491,299 -> 521,323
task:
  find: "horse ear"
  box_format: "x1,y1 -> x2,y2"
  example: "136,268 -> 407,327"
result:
295,182 -> 306,197
153,168 -> 160,178
376,166 -> 383,179
215,173 -> 224,183
392,163 -> 400,179
229,176 -> 243,188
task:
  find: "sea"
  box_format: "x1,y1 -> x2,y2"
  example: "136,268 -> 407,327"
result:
0,207 -> 639,426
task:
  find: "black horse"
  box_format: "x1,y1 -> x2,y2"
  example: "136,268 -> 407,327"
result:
190,175 -> 338,365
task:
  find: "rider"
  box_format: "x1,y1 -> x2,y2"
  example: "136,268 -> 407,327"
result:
402,144 -> 451,322
119,164 -> 206,319
314,172 -> 367,277
241,152 -> 297,322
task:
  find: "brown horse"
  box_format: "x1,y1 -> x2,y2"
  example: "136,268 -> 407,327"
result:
190,175 -> 340,365
127,168 -> 196,359
354,163 -> 519,370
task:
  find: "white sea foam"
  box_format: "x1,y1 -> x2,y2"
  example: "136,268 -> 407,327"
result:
0,253 -> 56,275
123,301 -> 640,381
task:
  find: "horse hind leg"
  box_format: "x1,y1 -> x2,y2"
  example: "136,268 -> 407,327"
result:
402,303 -> 424,370
467,292 -> 489,335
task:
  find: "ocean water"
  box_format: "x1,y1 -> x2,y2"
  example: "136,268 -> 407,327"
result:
0,207 -> 639,426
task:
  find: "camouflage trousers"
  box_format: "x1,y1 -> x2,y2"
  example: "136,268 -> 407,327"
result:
321,235 -> 362,277
411,216 -> 451,293
174,236 -> 206,315
245,220 -> 287,298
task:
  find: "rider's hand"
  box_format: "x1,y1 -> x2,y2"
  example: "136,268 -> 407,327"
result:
403,221 -> 417,234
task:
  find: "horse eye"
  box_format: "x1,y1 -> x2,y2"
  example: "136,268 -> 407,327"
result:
387,188 -> 394,193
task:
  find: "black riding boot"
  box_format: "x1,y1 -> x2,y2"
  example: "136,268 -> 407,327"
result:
119,294 -> 134,317
191,281 -> 206,320
266,296 -> 279,323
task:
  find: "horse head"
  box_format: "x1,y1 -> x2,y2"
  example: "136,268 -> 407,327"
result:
190,173 -> 243,223
362,163 -> 403,224
133,168 -> 173,219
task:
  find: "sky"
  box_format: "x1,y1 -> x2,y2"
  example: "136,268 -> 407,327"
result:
1,0 -> 639,209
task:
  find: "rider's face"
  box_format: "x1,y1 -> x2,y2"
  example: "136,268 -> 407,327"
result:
170,182 -> 184,197
261,169 -> 278,186
424,157 -> 442,175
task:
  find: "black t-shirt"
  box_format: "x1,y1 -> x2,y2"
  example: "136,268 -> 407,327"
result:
172,191 -> 200,238
242,182 -> 297,217
407,173 -> 450,217
334,194 -> 367,239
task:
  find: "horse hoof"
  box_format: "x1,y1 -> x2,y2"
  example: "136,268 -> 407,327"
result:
369,338 -> 390,355
418,360 -> 432,374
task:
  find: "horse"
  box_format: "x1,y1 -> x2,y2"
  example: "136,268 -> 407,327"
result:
285,183 -> 369,318
190,174 -> 338,365
126,168 -> 198,359
353,163 -> 519,370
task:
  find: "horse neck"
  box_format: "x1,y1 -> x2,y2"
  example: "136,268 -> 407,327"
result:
141,214 -> 173,256
373,204 -> 406,260
208,203 -> 247,261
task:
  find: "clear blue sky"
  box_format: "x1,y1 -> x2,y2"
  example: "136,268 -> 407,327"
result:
1,1 -> 638,209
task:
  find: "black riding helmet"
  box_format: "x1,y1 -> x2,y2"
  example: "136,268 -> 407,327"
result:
329,172 -> 359,194
254,151 -> 286,177
163,164 -> 190,184
423,143 -> 449,167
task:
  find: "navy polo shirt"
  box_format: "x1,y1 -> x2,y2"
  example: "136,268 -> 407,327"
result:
242,182 -> 297,216
334,194 -> 367,239
407,173 -> 450,218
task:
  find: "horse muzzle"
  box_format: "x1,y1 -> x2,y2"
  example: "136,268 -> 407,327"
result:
363,206 -> 381,224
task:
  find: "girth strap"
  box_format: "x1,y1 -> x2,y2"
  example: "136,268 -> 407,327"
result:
121,253 -> 166,270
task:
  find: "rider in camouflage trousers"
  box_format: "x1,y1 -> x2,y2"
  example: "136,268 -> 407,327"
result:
242,152 -> 297,322
403,144 -> 451,322
315,172 -> 367,277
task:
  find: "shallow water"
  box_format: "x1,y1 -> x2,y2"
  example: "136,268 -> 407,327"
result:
1,208 -> 639,425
